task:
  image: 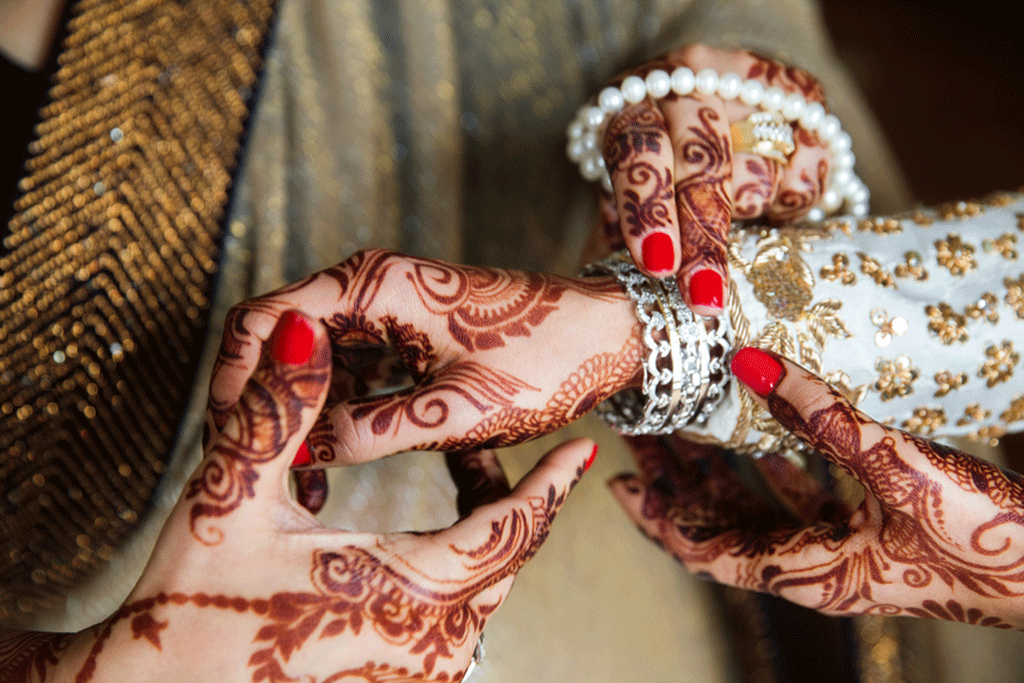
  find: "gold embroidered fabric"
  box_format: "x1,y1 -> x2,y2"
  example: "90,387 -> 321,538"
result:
0,0 -> 273,618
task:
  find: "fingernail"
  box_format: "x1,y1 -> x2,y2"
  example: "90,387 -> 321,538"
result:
271,311 -> 315,365
291,441 -> 312,468
641,232 -> 675,273
584,444 -> 598,472
730,347 -> 783,397
689,269 -> 723,310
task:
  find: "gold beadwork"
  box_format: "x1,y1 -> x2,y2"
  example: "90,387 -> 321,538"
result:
937,200 -> 984,221
934,233 -> 977,276
982,232 -> 1019,260
957,402 -> 991,426
0,0 -> 273,618
1005,274 -> 1024,319
745,233 -> 815,322
924,303 -> 968,345
978,341 -> 1020,388
869,308 -> 907,347
820,253 -> 856,285
873,356 -> 920,401
857,216 -> 902,235
893,251 -> 927,281
967,425 -> 1006,447
1001,395 -> 1024,424
965,292 -> 999,324
934,370 -> 968,398
901,406 -> 946,436
856,252 -> 896,289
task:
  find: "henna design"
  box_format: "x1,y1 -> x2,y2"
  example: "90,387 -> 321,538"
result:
446,450 -> 512,518
349,361 -> 540,436
187,344 -> 330,545
621,163 -> 674,238
745,53 -> 827,104
674,107 -> 731,269
902,599 -> 1015,629
772,158 -> 827,224
602,105 -> 668,173
733,158 -> 779,219
209,299 -> 282,431
75,483 -> 573,682
0,632 -> 71,683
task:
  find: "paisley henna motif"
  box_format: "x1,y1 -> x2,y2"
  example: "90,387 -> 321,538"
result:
674,107 -> 732,270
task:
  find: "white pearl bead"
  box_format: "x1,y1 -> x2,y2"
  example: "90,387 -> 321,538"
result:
671,66 -> 695,95
799,101 -> 825,130
852,203 -> 869,217
601,173 -> 613,194
584,105 -> 606,128
781,93 -> 805,121
695,68 -> 719,95
582,132 -> 597,151
645,69 -> 671,98
831,131 -> 852,153
835,150 -> 856,170
819,114 -> 841,141
852,186 -> 869,203
761,86 -> 785,111
598,87 -> 625,113
822,189 -> 842,213
830,168 -> 852,189
566,139 -> 586,162
807,207 -> 825,222
739,79 -> 764,106
567,119 -> 585,140
717,72 -> 743,100
621,76 -> 647,103
581,153 -> 604,181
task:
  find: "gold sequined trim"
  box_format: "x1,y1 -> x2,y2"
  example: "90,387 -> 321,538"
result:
934,370 -> 968,398
856,252 -> 897,289
901,406 -> 946,436
924,303 -> 968,345
1000,395 -> 1024,424
873,355 -> 920,401
1004,274 -> 1024,319
982,232 -> 1019,260
978,341 -> 1020,387
935,233 -> 977,276
937,200 -> 984,221
957,402 -> 991,426
893,251 -> 928,281
820,253 -> 856,285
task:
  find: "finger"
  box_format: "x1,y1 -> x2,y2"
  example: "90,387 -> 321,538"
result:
445,449 -> 512,519
601,100 -> 679,278
729,346 -> 914,495
188,311 -> 331,542
730,153 -> 782,220
752,452 -> 848,525
293,469 -> 329,515
768,128 -> 829,224
431,438 -> 597,577
660,93 -> 732,317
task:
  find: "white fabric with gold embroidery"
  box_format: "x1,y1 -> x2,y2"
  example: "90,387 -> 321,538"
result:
685,192 -> 1024,455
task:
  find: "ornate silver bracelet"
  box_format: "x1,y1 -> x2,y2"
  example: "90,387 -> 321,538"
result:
582,254 -> 731,435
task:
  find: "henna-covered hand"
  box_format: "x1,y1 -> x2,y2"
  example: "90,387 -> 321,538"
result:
0,312 -> 598,682
206,249 -> 643,471
597,44 -> 830,317
610,347 -> 1024,630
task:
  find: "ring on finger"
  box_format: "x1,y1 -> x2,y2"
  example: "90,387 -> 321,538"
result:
729,111 -> 794,165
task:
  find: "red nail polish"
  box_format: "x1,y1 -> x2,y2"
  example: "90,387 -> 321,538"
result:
584,444 -> 598,472
641,232 -> 675,273
291,441 -> 312,468
689,270 -> 723,310
271,311 -> 315,365
730,347 -> 783,397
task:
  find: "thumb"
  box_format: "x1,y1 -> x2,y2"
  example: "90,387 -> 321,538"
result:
187,311 -> 330,543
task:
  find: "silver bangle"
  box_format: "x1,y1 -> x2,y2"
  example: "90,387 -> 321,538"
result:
463,633 -> 485,680
581,254 -> 731,435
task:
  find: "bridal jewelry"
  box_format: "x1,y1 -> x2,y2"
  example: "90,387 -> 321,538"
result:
582,254 -> 731,435
566,66 -> 868,220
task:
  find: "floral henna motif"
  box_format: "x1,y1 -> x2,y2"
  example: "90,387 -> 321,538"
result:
772,158 -> 827,224
745,53 -> 827,105
602,105 -> 668,173
733,158 -> 780,219
900,599 -> 1016,629
0,632 -> 71,683
620,163 -> 674,238
187,347 -> 330,545
674,107 -> 732,270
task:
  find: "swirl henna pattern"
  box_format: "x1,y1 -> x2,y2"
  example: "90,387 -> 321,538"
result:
602,107 -> 675,239
674,107 -> 732,270
613,354 -> 1024,629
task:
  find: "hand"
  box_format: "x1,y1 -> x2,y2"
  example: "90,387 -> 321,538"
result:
610,347 -> 1024,630
15,311 -> 596,682
207,249 -> 643,468
598,45 -> 831,316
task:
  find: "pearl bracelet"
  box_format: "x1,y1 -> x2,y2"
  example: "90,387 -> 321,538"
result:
566,66 -> 870,220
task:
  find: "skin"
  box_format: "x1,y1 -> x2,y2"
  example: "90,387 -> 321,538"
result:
600,45 -> 830,316
0,310 -> 599,682
609,350 -> 1024,629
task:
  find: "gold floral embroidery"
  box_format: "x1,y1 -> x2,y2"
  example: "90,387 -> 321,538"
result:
924,303 -> 968,344
856,252 -> 897,289
822,370 -> 870,406
982,232 -> 1018,260
934,370 -> 968,397
964,292 -> 999,324
870,308 -> 907,347
820,253 -> 856,285
1005,274 -> 1024,319
858,217 -> 902,234
1017,212 -> 1024,232
911,210 -> 935,226
745,232 -> 815,322
893,251 -> 928,281
823,218 -> 853,236
901,407 -> 946,436
935,234 -> 977,276
873,355 -> 920,401
1001,395 -> 1024,424
957,403 -> 991,426
937,200 -> 983,221
968,425 -> 1006,447
978,341 -> 1020,387
985,192 -> 1015,207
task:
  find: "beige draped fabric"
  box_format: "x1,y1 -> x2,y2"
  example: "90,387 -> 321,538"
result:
6,0 -> 1022,680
